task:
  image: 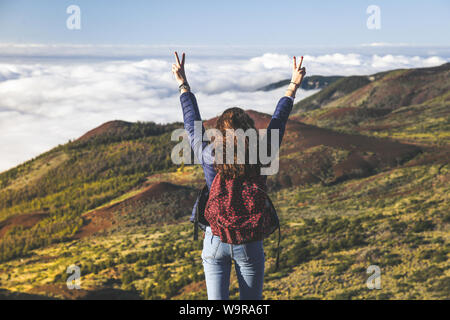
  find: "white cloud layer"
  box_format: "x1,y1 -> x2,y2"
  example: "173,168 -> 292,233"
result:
0,52 -> 447,172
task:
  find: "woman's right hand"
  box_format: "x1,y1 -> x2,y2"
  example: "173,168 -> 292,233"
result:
172,51 -> 188,86
291,56 -> 306,87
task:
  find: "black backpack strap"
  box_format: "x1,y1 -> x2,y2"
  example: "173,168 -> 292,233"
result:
275,224 -> 281,271
193,184 -> 209,241
193,204 -> 199,241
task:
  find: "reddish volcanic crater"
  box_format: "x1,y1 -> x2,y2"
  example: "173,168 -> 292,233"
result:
74,182 -> 195,239
76,120 -> 133,142
0,212 -> 49,238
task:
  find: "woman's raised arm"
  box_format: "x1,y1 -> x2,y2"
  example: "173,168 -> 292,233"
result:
172,52 -> 217,189
266,56 -> 307,146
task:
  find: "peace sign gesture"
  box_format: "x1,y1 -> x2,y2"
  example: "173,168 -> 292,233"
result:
285,55 -> 306,99
291,55 -> 306,87
172,51 -> 188,86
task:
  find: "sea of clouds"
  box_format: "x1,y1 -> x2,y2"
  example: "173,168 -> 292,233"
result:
0,49 -> 447,172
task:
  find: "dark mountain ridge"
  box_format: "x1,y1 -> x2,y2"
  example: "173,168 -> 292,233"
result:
257,75 -> 343,92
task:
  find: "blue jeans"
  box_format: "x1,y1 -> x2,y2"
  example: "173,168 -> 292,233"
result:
202,226 -> 265,300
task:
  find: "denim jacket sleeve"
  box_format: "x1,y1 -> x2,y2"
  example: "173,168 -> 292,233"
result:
180,92 -> 217,190
266,96 -> 294,146
261,96 -> 293,181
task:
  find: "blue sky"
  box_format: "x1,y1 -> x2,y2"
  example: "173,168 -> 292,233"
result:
0,0 -> 449,47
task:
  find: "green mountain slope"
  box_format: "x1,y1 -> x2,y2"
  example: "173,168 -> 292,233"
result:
0,120 -> 183,261
292,63 -> 450,146
293,75 -> 375,112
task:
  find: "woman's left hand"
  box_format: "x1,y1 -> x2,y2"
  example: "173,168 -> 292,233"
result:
172,51 -> 188,86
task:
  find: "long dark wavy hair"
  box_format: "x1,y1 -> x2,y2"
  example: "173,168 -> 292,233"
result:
213,107 -> 262,179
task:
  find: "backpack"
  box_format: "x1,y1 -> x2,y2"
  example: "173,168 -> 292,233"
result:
191,174 -> 281,270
